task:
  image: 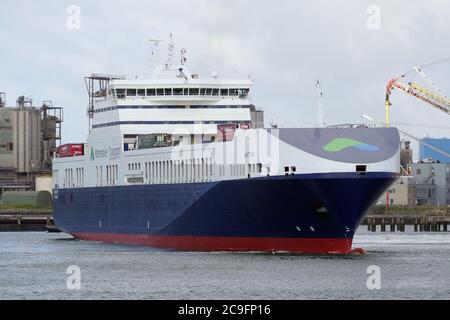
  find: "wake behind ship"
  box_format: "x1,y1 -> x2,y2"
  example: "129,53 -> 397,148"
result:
52,50 -> 400,254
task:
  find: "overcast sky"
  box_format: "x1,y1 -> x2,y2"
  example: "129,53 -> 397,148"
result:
1,0 -> 449,156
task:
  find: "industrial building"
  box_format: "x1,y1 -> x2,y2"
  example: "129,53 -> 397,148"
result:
419,138 -> 450,163
378,176 -> 417,206
400,140 -> 413,170
0,92 -> 62,194
409,161 -> 450,205
377,139 -> 450,206
378,140 -> 417,206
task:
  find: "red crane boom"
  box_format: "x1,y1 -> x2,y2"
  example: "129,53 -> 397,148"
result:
385,69 -> 450,126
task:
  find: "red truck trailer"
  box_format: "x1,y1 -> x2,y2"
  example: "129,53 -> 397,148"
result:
57,144 -> 84,158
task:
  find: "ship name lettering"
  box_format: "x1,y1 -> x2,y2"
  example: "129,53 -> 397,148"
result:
109,146 -> 121,157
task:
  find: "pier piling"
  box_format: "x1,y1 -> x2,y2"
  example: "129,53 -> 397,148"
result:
362,212 -> 448,233
0,209 -> 53,231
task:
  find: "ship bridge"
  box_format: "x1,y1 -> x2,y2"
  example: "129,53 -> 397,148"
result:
87,65 -> 259,151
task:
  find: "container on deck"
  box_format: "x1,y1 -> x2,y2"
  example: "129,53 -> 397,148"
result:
57,143 -> 84,157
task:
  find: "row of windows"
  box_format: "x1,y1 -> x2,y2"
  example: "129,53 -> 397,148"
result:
129,163 -> 141,171
92,120 -> 241,129
95,165 -> 119,186
129,160 -> 263,185
228,163 -> 262,177
107,165 -> 118,186
93,104 -> 251,114
1,142 -> 13,151
112,88 -> 250,99
142,159 -> 215,184
63,168 -> 84,188
62,161 -> 264,188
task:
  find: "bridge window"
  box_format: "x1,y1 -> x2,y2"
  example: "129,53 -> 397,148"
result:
220,88 -> 228,96
189,88 -> 199,95
257,163 -> 262,173
173,88 -> 183,95
147,88 -> 156,96
212,88 -> 219,96
116,89 -> 125,99
200,88 -> 206,96
239,88 -> 250,98
229,89 -> 239,96
164,88 -> 172,96
205,88 -> 212,95
137,89 -> 145,96
127,89 -> 137,97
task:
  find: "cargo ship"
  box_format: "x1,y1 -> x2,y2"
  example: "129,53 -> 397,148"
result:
52,51 -> 400,254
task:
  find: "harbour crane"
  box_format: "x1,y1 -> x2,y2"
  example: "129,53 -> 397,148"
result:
381,59 -> 449,210
384,59 -> 450,126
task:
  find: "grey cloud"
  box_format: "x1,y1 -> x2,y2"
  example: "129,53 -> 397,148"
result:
1,0 -> 449,144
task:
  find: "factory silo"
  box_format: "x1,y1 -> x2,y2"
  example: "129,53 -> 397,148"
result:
13,102 -> 42,174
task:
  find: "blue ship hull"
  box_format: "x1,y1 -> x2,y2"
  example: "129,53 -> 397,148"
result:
53,172 -> 397,253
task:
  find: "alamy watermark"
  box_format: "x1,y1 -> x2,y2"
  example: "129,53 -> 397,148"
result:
366,265 -> 381,290
366,5 -> 381,30
66,265 -> 81,290
168,125 -> 281,170
66,5 -> 81,30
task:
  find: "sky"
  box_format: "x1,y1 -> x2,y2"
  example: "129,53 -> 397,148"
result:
1,0 -> 450,157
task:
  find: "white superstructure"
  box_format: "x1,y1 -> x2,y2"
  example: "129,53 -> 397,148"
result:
53,62 -> 400,191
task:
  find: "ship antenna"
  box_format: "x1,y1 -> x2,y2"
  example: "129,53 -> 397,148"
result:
166,32 -> 175,67
316,80 -> 325,128
149,38 -> 164,69
181,48 -> 187,65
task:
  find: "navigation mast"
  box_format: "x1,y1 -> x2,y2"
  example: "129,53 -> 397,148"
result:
316,80 -> 325,127
166,32 -> 175,67
149,39 -> 165,69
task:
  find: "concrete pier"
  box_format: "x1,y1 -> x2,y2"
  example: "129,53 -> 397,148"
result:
363,215 -> 450,232
0,209 -> 53,231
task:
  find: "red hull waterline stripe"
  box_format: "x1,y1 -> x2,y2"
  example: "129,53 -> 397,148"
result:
72,233 -> 353,254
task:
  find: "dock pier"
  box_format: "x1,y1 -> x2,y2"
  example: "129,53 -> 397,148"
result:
0,209 -> 54,231
363,215 -> 449,232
